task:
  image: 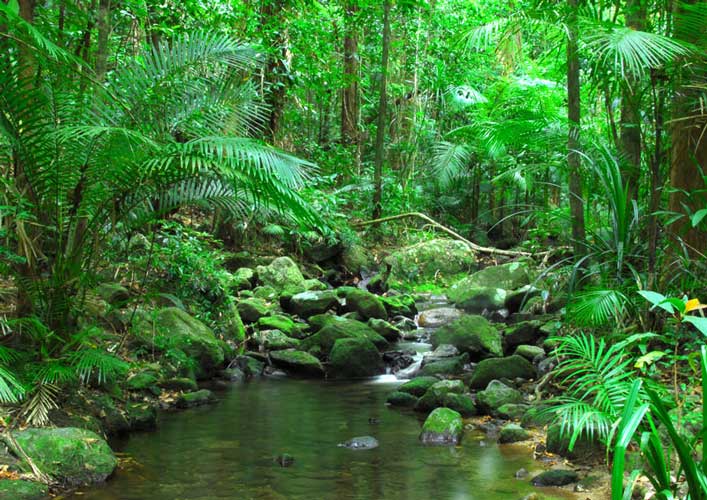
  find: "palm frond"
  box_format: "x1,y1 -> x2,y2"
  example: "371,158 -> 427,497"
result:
567,288 -> 630,327
431,141 -> 472,187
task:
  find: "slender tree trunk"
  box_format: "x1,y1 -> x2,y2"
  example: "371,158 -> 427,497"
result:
619,0 -> 646,200
567,0 -> 586,258
261,0 -> 291,143
647,69 -> 666,289
372,0 -> 391,220
95,0 -> 111,82
667,0 -> 707,257
341,0 -> 360,148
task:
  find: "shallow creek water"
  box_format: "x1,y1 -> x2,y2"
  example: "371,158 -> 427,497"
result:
65,375 -> 575,500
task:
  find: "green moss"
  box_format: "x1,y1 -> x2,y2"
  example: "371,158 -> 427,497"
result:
430,315 -> 502,359
397,376 -> 439,397
385,239 -> 477,289
418,354 -> 468,377
344,289 -> 387,320
158,377 -> 198,392
300,317 -> 387,354
258,314 -> 301,338
386,391 -> 418,407
475,380 -> 523,414
255,257 -> 305,290
269,349 -> 324,377
499,423 -> 530,443
13,428 -> 117,486
442,393 -> 477,417
0,480 -> 48,500
467,355 -> 536,389
328,338 -> 383,378
176,389 -> 216,408
419,408 -> 463,445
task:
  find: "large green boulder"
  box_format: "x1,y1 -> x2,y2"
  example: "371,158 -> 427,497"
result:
328,338 -> 383,378
255,256 -> 305,290
270,349 -> 325,377
475,380 -> 524,414
545,424 -> 604,462
386,391 -> 418,407
12,428 -> 117,486
503,321 -> 543,350
419,408 -> 463,445
236,297 -> 272,324
418,354 -> 468,377
344,289 -> 387,320
288,290 -> 339,318
229,267 -> 255,291
0,480 -> 48,500
367,318 -> 402,341
415,380 -> 465,412
447,286 -> 508,313
300,317 -> 387,355
134,308 -> 224,379
258,314 -> 302,338
224,303 -> 246,343
397,376 -> 439,397
380,294 -> 417,318
452,260 -> 534,290
385,239 -> 477,288
176,389 -> 217,408
467,355 -> 536,389
514,344 -> 545,361
430,315 -> 502,360
94,283 -> 130,307
499,423 -> 531,443
255,329 -> 300,350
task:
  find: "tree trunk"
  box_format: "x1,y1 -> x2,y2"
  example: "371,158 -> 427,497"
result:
95,0 -> 111,82
341,0 -> 360,148
567,0 -> 586,258
261,0 -> 290,143
667,0 -> 707,257
619,0 -> 646,200
372,0 -> 391,220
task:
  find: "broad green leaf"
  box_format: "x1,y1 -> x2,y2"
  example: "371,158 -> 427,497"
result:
634,351 -> 666,369
691,208 -> 707,227
683,316 -> 707,337
638,291 -> 676,314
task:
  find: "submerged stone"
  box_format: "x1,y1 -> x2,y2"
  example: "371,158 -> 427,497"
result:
338,436 -> 379,450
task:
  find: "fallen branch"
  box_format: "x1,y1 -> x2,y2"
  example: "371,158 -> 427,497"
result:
353,212 -> 536,257
1,429 -> 53,485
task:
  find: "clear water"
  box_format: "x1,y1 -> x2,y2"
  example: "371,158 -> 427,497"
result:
65,378 -> 574,500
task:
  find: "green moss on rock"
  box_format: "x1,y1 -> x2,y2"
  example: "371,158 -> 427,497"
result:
397,376 -> 440,397
385,239 -> 477,288
328,338 -> 383,378
499,423 -> 530,443
467,355 -> 536,389
13,428 -> 117,486
176,389 -> 216,408
270,349 -> 325,377
344,289 -> 387,320
300,317 -> 387,355
0,480 -> 48,500
418,353 -> 468,377
430,315 -> 502,359
419,407 -> 463,445
386,391 -> 418,407
255,257 -> 305,290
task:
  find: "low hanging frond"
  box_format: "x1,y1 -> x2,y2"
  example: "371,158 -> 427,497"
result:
567,288 -> 630,327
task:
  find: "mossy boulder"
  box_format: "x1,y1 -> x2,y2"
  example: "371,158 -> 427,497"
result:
0,480 -> 48,500
236,297 -> 272,324
545,424 -> 604,462
415,380 -> 465,409
126,371 -> 160,395
418,353 -> 468,377
397,376 -> 439,397
255,329 -> 300,350
367,318 -> 402,341
385,239 -> 477,288
452,260 -> 534,290
258,314 -> 301,338
447,286 -> 508,314
341,244 -> 372,275
255,256 -> 305,290
344,289 -> 387,320
12,428 -> 117,486
288,290 -> 339,318
531,469 -> 579,487
224,303 -> 246,343
125,402 -> 157,431
270,349 -> 325,377
475,380 -> 524,414
467,355 -> 536,389
94,283 -> 130,307
442,393 -> 477,417
176,389 -> 217,408
514,345 -> 545,361
253,285 -> 279,301
300,317 -> 387,355
229,267 -> 255,290
504,285 -> 542,313
497,403 -> 531,420
499,423 -> 530,443
386,391 -> 418,407
328,338 -> 383,378
430,315 -> 502,360
380,294 -> 417,318
151,308 -> 225,379
419,408 -> 463,445
158,377 -> 198,392
503,321 -> 543,350
303,279 -> 327,291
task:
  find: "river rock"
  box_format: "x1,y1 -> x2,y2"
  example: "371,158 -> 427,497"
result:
300,317 -> 387,355
418,353 -> 468,377
386,391 -> 418,407
499,423 -> 530,443
255,329 -> 300,350
503,321 -> 543,350
514,345 -> 545,361
496,403 -> 531,420
367,318 -> 402,341
341,244 -> 372,275
176,389 -> 217,408
452,260 -> 534,290
442,393 -> 477,416
475,380 -> 523,414
236,297 -> 272,323
385,239 -> 477,288
224,303 -> 246,343
382,350 -> 415,372
504,285 -> 542,313
430,315 -> 502,360
12,428 -> 117,487
419,408 -> 463,445
545,424 -> 604,461
338,436 -> 379,450
380,294 -> 417,318
133,308 -> 225,379
467,355 -> 536,389
531,469 -> 579,486
125,402 -> 157,431
253,285 -> 279,301
95,283 -> 130,307
344,289 -> 387,320
258,314 -> 303,338
448,286 -> 508,314
288,290 -> 339,318
328,338 -> 383,378
158,377 -> 198,391
126,370 -> 160,394
270,349 -> 325,377
0,480 -> 48,500
256,257 -> 305,290
423,344 -> 459,362
415,380 -> 465,411
229,267 -> 255,290
397,376 -> 439,397
417,307 -> 463,328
